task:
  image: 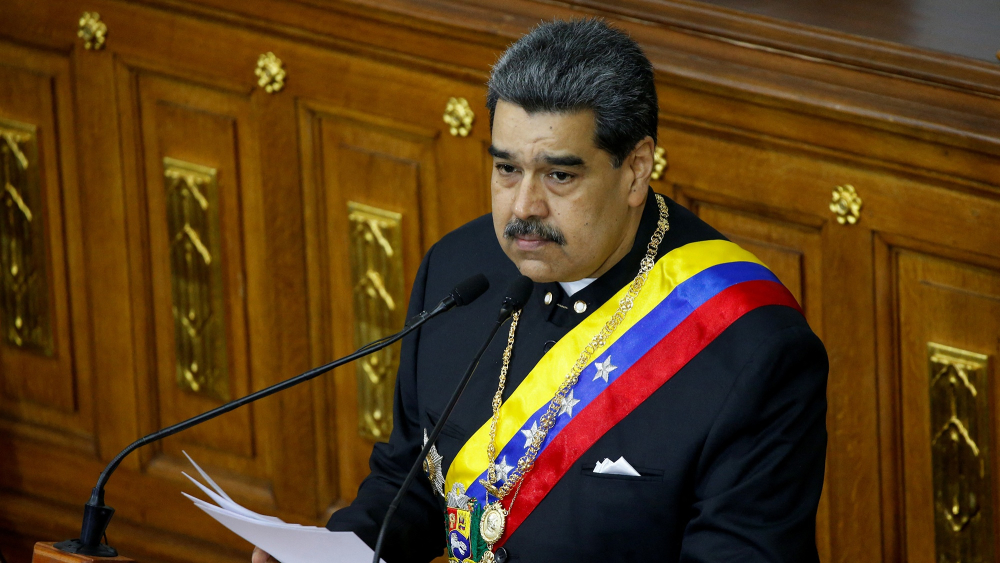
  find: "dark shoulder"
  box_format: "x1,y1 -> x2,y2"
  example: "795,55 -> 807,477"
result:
660,196 -> 728,250
738,305 -> 822,349
724,305 -> 828,385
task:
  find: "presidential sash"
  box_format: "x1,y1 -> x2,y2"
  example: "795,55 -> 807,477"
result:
440,239 -> 801,555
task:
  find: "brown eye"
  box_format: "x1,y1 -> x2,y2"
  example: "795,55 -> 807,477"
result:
551,171 -> 573,182
496,164 -> 517,174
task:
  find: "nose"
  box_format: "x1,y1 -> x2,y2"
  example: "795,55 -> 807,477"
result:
512,175 -> 548,220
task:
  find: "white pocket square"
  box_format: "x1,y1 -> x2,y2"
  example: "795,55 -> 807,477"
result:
593,456 -> 641,476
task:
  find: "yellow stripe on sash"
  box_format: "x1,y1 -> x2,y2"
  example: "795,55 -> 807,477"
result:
444,239 -> 766,493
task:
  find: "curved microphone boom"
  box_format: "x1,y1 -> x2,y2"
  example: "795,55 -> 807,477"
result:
372,275 -> 534,563
55,274 -> 490,557
363,274 -> 489,353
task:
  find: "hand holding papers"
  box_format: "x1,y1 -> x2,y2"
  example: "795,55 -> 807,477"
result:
182,452 -> 384,563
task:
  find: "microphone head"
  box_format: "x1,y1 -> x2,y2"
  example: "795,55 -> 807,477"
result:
450,274 -> 490,307
503,275 -> 535,311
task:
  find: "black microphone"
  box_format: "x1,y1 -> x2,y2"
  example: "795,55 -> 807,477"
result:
497,275 -> 533,322
54,274 -> 490,557
372,275 -> 534,563
399,274 -> 489,332
449,273 -> 491,307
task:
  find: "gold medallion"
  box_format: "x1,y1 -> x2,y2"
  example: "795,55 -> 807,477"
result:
480,550 -> 495,563
479,502 -> 507,544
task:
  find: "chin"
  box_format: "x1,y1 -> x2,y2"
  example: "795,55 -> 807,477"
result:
501,242 -> 573,283
514,261 -> 562,284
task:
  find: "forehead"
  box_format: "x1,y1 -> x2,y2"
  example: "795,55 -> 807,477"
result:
491,101 -> 598,157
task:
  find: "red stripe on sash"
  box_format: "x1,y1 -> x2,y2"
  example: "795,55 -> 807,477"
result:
498,279 -> 801,543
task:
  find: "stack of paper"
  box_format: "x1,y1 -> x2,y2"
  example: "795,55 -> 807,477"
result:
182,452 -> 383,563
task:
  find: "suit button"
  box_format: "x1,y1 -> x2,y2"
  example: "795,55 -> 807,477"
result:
573,300 -> 587,313
543,291 -> 553,305
495,547 -> 509,563
542,340 -> 556,353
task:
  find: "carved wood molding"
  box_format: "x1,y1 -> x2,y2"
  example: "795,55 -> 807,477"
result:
347,202 -> 404,442
0,118 -> 52,356
927,342 -> 994,563
5,1 -> 998,166
562,0 -> 1000,95
163,157 -> 230,402
110,0 -> 999,162
138,0 -> 1000,93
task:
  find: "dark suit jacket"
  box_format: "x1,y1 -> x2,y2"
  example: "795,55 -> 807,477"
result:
327,192 -> 828,563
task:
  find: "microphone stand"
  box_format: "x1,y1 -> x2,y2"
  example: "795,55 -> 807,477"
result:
370,302 -> 524,563
55,297 -> 460,557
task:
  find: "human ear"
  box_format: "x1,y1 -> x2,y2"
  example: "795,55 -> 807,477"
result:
627,136 -> 655,206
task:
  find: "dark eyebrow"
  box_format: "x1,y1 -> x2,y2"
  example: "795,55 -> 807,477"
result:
542,154 -> 585,167
489,146 -> 585,167
488,145 -> 513,160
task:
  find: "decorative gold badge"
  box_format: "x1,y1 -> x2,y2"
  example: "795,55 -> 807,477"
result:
423,429 -> 446,498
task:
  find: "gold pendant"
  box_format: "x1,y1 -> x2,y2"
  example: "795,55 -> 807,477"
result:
479,501 -> 507,544
479,551 -> 496,563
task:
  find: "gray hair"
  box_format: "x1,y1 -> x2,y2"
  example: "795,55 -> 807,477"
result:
487,19 -> 658,168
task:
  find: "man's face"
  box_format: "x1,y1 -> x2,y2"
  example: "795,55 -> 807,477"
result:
490,100 -> 649,283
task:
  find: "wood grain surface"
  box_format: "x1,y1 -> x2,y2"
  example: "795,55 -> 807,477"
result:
0,1 -> 998,562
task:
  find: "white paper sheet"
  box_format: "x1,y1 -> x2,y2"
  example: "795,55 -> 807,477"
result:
182,451 -> 384,563
183,450 -> 235,503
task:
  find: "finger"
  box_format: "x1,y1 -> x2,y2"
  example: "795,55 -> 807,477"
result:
251,547 -> 271,563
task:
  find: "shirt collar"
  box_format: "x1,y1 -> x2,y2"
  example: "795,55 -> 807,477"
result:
558,278 -> 596,296
538,189 -> 663,328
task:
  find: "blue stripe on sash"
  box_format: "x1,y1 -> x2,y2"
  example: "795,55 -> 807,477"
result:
465,261 -> 779,505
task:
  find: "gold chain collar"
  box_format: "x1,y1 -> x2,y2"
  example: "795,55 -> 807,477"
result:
481,193 -> 670,500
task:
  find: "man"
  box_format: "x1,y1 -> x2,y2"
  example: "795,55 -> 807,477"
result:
255,18 -> 826,563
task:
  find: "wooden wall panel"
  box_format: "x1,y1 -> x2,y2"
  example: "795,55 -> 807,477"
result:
134,73 -> 257,465
299,83 -> 490,515
95,18 -> 304,547
306,106 -> 436,510
877,241 -> 1000,563
110,58 -> 290,544
287,36 -> 491,517
0,42 -> 93,454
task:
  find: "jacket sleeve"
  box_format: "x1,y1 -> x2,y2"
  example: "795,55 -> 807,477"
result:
326,244 -> 443,563
679,324 -> 829,562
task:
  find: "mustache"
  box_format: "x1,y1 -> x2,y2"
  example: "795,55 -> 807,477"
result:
503,217 -> 567,246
